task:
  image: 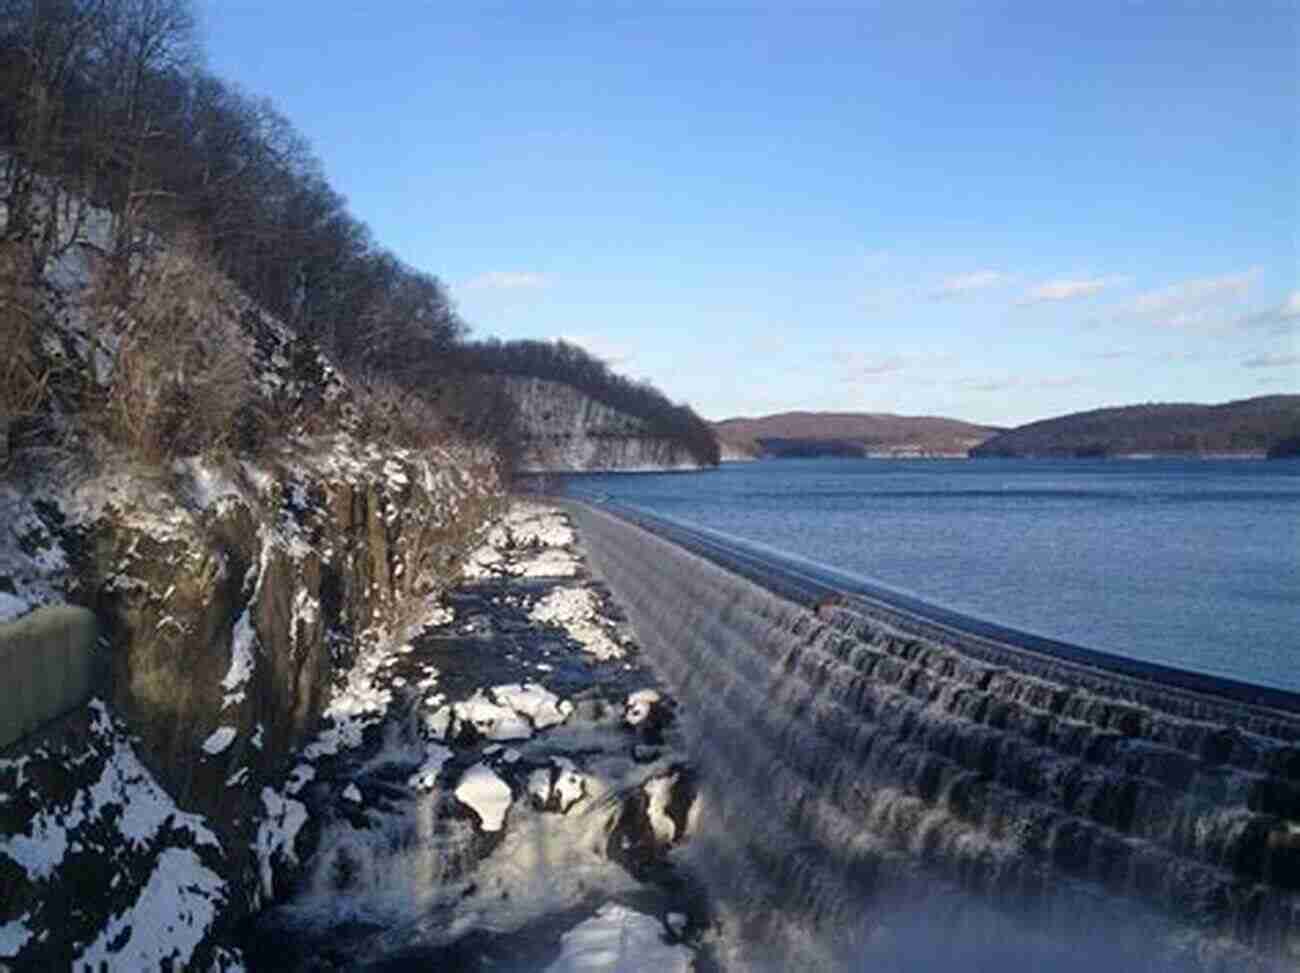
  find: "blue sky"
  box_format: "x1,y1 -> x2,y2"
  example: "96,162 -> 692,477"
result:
199,1 -> 1297,426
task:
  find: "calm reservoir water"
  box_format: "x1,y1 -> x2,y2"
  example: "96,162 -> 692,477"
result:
567,458 -> 1300,693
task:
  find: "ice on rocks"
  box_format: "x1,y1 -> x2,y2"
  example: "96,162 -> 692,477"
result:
75,847 -> 226,971
424,705 -> 453,741
0,915 -> 33,958
455,692 -> 533,742
529,587 -> 624,660
626,690 -> 662,727
515,547 -> 582,578
461,542 -> 506,579
645,772 -> 679,845
527,757 -> 587,814
256,787 -> 308,901
529,767 -> 555,807
492,682 -> 572,730
201,726 -> 237,756
455,763 -> 513,832
221,609 -> 258,710
461,502 -> 581,579
543,903 -> 695,973
507,505 -> 576,548
552,757 -> 587,813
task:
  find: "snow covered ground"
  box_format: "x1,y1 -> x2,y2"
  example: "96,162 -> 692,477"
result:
244,501 -> 704,971
1,497 -> 700,971
0,702 -> 238,971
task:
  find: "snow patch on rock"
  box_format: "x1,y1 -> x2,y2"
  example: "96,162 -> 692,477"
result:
74,847 -> 225,971
201,726 -> 237,756
529,587 -> 623,660
455,692 -> 534,742
625,690 -> 661,727
645,773 -> 679,845
543,903 -> 695,972
0,915 -> 33,958
455,763 -> 513,832
255,786 -> 309,902
491,682 -> 572,730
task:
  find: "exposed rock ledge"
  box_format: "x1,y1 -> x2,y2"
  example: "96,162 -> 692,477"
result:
0,437 -> 500,970
1,497 -> 707,971
505,377 -> 712,473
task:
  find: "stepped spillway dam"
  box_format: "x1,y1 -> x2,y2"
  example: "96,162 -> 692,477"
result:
563,498 -> 1300,971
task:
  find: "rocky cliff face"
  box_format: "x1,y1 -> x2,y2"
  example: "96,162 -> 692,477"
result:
0,437 -> 502,968
0,201 -> 504,966
505,377 -> 709,472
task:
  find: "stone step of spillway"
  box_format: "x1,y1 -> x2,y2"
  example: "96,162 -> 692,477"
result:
564,500 -> 1300,971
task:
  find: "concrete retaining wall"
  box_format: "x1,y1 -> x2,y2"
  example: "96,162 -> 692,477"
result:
0,605 -> 99,750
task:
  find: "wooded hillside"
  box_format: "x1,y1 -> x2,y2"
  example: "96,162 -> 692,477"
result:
970,395 -> 1300,458
0,0 -> 710,472
714,411 -> 999,458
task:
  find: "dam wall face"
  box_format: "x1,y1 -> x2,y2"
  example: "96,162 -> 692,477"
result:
565,501 -> 1300,971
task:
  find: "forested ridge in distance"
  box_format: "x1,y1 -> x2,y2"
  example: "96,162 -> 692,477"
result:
970,395 -> 1300,458
714,412 -> 1002,458
715,395 -> 1300,460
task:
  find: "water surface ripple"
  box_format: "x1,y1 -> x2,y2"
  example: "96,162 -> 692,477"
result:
567,458 -> 1300,692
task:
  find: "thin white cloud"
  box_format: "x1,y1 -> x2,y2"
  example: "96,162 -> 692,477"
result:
1240,290 -> 1300,331
960,374 -> 1084,392
558,334 -> 634,367
839,355 -> 908,382
1035,375 -> 1084,389
1129,268 -> 1260,316
462,271 -> 550,291
1018,276 -> 1122,305
838,351 -> 955,383
1242,352 -> 1300,369
932,269 -> 1009,300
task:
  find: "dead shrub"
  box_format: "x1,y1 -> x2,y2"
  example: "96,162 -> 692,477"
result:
433,374 -> 521,472
351,377 -> 453,452
0,242 -> 51,468
95,246 -> 256,463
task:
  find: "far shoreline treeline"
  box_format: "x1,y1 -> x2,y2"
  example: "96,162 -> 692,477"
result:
713,394 -> 1300,461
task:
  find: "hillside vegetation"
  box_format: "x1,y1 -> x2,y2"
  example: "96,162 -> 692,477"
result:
0,0 -> 709,475
715,411 -> 1000,458
970,395 -> 1300,458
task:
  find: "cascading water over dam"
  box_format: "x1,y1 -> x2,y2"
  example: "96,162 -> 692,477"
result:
563,499 -> 1300,972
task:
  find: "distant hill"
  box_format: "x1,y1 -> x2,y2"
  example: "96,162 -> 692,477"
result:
713,412 -> 1001,459
970,395 -> 1300,459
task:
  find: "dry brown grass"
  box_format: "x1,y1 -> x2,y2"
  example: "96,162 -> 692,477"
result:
351,376 -> 454,452
0,243 -> 51,468
94,246 -> 257,463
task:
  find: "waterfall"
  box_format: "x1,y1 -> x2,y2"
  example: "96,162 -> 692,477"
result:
566,500 -> 1300,972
